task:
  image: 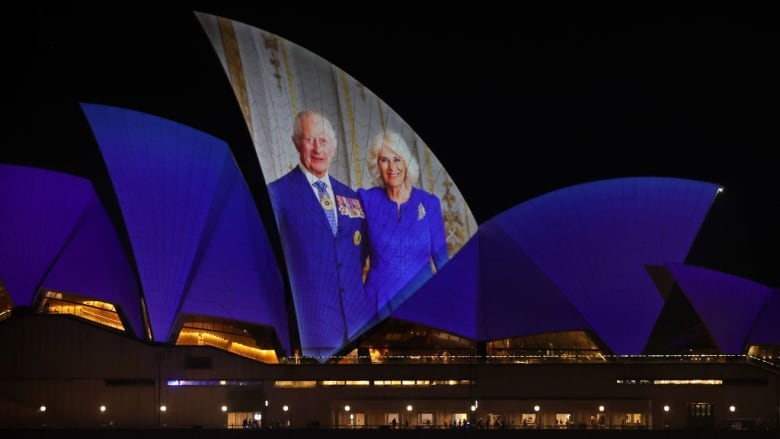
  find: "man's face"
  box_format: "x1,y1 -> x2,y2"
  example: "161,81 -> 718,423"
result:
295,114 -> 335,179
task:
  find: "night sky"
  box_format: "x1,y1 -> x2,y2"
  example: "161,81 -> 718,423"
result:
11,6 -> 779,288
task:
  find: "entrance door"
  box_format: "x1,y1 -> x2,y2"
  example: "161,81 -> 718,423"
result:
688,402 -> 714,430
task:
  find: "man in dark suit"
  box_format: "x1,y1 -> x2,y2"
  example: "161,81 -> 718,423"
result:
268,110 -> 371,360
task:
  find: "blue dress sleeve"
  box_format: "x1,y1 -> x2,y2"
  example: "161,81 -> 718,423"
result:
427,193 -> 449,270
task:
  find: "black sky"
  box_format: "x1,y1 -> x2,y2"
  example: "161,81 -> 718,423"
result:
10,6 -> 780,288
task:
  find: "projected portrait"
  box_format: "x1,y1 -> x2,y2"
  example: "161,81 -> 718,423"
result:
196,12 -> 477,359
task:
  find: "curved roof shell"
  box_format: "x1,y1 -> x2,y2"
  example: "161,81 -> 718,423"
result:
0,164 -> 144,337
80,103 -> 290,352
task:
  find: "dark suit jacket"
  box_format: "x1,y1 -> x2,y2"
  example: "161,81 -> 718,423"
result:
268,166 -> 371,359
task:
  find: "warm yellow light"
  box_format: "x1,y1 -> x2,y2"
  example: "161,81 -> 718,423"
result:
175,329 -> 279,364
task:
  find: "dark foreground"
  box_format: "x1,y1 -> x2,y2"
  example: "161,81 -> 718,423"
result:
2,429 -> 775,439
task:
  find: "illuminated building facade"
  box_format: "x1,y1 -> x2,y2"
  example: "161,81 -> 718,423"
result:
1,10 -> 778,432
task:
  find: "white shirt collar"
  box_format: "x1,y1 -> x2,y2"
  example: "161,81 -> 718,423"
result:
300,164 -> 332,189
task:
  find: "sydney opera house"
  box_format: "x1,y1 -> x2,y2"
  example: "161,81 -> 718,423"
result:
2,10 -> 778,434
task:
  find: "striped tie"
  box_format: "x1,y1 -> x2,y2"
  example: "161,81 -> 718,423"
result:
314,180 -> 337,235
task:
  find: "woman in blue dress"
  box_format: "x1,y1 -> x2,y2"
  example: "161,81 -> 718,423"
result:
358,130 -> 449,318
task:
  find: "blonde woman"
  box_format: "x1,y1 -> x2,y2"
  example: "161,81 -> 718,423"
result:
358,130 -> 449,316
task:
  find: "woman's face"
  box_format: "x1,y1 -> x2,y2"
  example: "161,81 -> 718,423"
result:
377,145 -> 406,188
